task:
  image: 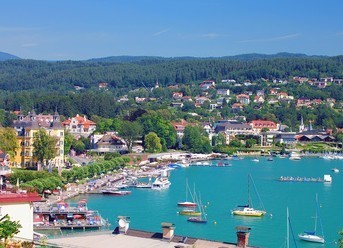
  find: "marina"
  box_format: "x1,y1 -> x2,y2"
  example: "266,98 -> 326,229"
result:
54,157 -> 342,248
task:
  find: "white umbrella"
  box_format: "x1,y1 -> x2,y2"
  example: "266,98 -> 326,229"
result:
16,178 -> 20,188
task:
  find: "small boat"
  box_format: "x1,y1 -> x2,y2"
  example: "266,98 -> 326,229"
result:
332,168 -> 339,173
187,216 -> 207,223
179,209 -> 201,216
178,179 -> 197,207
135,183 -> 152,188
289,152 -> 301,160
187,193 -> 207,223
102,190 -> 131,195
267,157 -> 273,161
151,177 -> 171,190
298,194 -> 325,244
232,174 -> 266,217
252,157 -> 259,162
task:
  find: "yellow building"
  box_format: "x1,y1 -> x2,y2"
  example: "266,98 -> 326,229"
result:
12,109 -> 64,170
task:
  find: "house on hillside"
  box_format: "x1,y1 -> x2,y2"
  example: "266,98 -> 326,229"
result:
62,114 -> 96,138
236,94 -> 250,105
217,89 -> 230,96
92,133 -> 128,154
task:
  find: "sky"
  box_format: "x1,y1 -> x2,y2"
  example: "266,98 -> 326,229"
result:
1,0 -> 343,61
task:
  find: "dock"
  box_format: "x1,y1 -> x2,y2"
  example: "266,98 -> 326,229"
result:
278,175 -> 332,183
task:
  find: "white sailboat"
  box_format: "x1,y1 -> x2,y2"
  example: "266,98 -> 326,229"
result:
298,194 -> 325,244
232,174 -> 266,217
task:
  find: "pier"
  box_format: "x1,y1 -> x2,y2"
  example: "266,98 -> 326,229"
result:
278,175 -> 332,183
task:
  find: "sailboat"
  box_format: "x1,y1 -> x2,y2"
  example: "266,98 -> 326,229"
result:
232,174 -> 266,217
298,194 -> 325,243
177,179 -> 197,207
187,193 -> 207,223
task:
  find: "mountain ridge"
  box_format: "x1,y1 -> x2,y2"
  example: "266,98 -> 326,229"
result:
0,51 -> 330,63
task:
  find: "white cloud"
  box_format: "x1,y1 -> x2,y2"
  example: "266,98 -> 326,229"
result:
241,33 -> 300,43
152,29 -> 169,36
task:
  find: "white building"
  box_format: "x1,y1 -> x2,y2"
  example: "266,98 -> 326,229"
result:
0,192 -> 41,241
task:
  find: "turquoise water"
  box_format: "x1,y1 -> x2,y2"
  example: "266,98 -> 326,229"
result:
67,157 -> 342,248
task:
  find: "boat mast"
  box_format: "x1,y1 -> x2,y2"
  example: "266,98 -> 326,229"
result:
248,174 -> 251,207
287,207 -> 289,248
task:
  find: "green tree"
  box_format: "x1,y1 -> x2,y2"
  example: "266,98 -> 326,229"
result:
246,138 -> 257,148
339,229 -> 343,248
144,132 -> 162,153
33,129 -> 57,170
0,214 -> 22,245
64,132 -> 75,156
0,127 -> 18,158
182,125 -> 212,153
118,121 -> 142,152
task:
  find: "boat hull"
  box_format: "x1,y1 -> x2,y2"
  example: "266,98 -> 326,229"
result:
179,211 -> 201,216
232,208 -> 266,217
298,234 -> 324,243
187,217 -> 207,223
177,202 -> 197,207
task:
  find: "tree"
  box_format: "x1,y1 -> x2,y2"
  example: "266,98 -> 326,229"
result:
0,214 -> 22,245
33,129 -> 57,170
0,127 -> 18,157
118,121 -> 142,152
64,132 -> 75,156
339,229 -> 343,248
144,132 -> 162,153
246,138 -> 257,148
182,125 -> 212,154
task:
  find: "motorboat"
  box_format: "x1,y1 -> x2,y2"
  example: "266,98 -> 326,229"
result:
289,152 -> 301,160
332,168 -> 339,173
232,206 -> 266,217
151,177 -> 171,190
101,189 -> 131,195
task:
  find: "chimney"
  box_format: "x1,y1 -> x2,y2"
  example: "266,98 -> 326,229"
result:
236,226 -> 251,247
161,222 -> 175,241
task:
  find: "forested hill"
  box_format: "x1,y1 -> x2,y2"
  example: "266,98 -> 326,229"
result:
0,52 -> 20,61
0,54 -> 342,92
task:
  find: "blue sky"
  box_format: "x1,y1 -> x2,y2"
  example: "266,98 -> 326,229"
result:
1,0 -> 343,60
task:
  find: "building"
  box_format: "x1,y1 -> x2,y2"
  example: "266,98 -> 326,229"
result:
12,109 -> 64,168
92,133 -> 128,154
62,114 -> 96,138
236,94 -> 250,105
249,120 -> 278,133
0,192 -> 41,241
216,89 -> 230,96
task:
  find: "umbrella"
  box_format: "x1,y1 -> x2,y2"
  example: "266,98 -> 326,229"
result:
16,178 -> 20,188
73,214 -> 83,219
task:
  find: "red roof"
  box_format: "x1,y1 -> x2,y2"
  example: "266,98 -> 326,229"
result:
0,192 -> 42,203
